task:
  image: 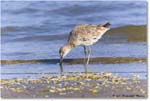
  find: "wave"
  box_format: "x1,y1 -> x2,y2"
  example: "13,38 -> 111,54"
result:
1,57 -> 146,65
1,25 -> 146,42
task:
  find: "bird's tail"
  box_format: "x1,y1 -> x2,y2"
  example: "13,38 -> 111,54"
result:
102,22 -> 111,27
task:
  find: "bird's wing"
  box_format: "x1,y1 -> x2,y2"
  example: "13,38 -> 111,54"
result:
68,24 -> 100,42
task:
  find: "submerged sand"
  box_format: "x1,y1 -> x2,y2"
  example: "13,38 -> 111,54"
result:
0,73 -> 147,98
1,57 -> 146,65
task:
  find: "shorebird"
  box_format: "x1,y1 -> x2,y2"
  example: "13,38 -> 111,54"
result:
59,22 -> 111,74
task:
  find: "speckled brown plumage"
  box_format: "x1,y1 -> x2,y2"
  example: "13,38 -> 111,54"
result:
68,23 -> 110,46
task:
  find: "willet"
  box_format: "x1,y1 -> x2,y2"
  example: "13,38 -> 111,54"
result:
59,22 -> 111,74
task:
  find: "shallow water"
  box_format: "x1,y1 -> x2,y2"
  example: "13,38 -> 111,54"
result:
1,41 -> 147,60
1,1 -> 147,80
1,62 -> 147,80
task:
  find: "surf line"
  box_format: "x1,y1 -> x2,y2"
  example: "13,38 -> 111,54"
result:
1,57 -> 146,65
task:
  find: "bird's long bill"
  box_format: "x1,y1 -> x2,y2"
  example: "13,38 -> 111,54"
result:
59,56 -> 63,72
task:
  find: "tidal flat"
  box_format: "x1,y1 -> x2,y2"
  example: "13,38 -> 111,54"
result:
1,73 -> 147,98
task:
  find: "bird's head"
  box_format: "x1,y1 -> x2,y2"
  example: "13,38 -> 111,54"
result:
59,44 -> 74,66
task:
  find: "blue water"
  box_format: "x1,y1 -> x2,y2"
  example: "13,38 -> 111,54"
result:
1,1 -> 146,34
1,41 -> 147,60
1,62 -> 147,79
1,1 -> 147,79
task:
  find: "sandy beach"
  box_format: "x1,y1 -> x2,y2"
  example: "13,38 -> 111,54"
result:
1,73 -> 147,98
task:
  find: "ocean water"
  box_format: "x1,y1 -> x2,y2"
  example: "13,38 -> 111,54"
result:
1,1 -> 147,79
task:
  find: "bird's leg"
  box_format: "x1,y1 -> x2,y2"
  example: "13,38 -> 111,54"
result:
83,46 -> 91,74
86,46 -> 91,71
83,46 -> 88,73
83,46 -> 87,64
86,46 -> 91,65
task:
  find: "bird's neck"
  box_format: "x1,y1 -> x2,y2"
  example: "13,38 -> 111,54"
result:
62,43 -> 75,57
65,43 -> 76,49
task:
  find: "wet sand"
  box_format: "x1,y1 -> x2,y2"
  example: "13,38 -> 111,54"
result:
1,73 -> 147,98
107,25 -> 146,42
1,57 -> 146,65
